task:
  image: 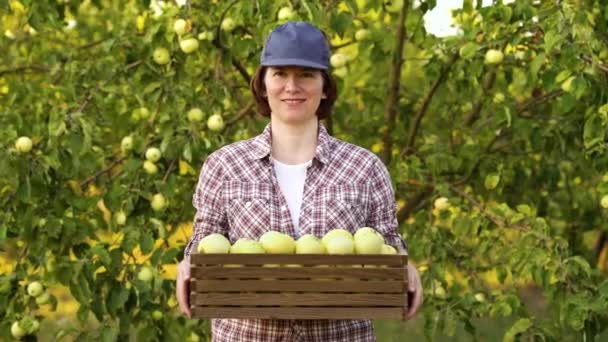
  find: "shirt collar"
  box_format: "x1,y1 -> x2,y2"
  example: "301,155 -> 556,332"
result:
250,122 -> 332,164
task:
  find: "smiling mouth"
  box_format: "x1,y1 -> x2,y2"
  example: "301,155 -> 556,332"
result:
282,99 -> 306,104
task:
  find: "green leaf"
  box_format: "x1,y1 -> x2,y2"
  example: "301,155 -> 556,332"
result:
484,174 -> 500,190
143,82 -> 162,95
140,231 -> 155,255
503,318 -> 532,342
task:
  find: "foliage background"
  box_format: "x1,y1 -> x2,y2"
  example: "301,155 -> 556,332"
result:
2,0 -> 608,340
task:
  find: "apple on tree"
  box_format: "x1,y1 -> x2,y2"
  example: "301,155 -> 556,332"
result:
221,17 -> 236,32
150,193 -> 167,211
187,107 -> 204,122
330,53 -> 348,68
484,49 -> 504,64
152,47 -> 171,65
355,29 -> 371,41
35,291 -> 51,305
11,321 -> 26,339
434,197 -> 450,211
145,147 -> 162,162
121,136 -> 133,152
179,37 -> 199,54
138,266 -> 154,282
15,136 -> 33,153
143,160 -> 158,175
277,7 -> 295,21
601,194 -> 608,209
173,18 -> 191,36
27,281 -> 44,297
207,114 -> 225,132
114,210 -> 127,226
384,0 -> 404,13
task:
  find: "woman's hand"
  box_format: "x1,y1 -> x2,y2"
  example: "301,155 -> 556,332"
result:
176,258 -> 192,318
404,263 -> 423,320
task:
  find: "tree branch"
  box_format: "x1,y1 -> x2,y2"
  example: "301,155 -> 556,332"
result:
380,0 -> 409,166
80,155 -> 128,188
581,55 -> 608,74
397,185 -> 434,222
464,71 -> 497,126
226,101 -> 255,127
404,52 -> 458,156
0,64 -> 49,76
212,0 -> 251,85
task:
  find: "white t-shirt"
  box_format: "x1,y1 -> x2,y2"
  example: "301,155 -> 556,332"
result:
271,158 -> 312,235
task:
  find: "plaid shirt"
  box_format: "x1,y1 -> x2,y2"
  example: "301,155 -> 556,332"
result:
185,123 -> 405,341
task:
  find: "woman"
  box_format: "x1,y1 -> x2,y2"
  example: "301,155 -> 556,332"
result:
176,21 -> 422,341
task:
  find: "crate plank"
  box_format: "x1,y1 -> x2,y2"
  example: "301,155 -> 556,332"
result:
192,292 -> 405,306
191,253 -> 407,266
192,279 -> 404,293
191,266 -> 405,280
191,306 -> 404,320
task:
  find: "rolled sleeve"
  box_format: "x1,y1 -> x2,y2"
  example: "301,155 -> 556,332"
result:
366,159 -> 407,252
184,153 -> 227,257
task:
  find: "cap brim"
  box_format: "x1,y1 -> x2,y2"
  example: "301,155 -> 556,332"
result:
261,58 -> 328,70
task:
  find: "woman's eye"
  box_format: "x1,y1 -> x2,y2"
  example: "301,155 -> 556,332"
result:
273,71 -> 285,76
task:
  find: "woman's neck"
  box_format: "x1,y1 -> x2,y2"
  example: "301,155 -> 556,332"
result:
270,118 -> 318,165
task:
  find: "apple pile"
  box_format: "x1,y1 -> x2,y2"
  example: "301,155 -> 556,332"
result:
197,227 -> 398,255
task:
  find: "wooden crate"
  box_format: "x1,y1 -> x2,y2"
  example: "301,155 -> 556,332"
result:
190,253 -> 408,320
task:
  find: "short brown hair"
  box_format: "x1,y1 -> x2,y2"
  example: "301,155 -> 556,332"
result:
249,66 -> 338,120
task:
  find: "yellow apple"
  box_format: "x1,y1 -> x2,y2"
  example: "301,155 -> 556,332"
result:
354,227 -> 378,240
197,233 -> 231,253
145,147 -> 162,162
221,17 -> 236,32
384,0 -> 404,13
260,231 -> 295,254
121,136 -> 133,152
11,321 -> 26,339
434,197 -> 450,210
187,108 -> 204,122
330,53 -> 348,68
143,160 -> 158,175
27,281 -> 44,297
230,238 -> 265,253
325,236 -> 354,254
15,136 -> 33,153
138,266 -> 154,282
35,291 -> 51,305
173,19 -> 191,36
355,29 -> 371,41
295,234 -> 326,254
180,38 -> 199,54
601,195 -> 608,209
277,7 -> 295,21
153,47 -> 171,65
114,210 -> 127,225
474,292 -> 486,302
484,49 -> 504,64
380,244 -> 397,254
207,114 -> 225,132
150,193 -> 166,211
354,229 -> 384,254
322,228 -> 353,247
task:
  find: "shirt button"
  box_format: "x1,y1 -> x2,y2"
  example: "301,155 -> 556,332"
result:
245,201 -> 252,208
281,205 -> 287,211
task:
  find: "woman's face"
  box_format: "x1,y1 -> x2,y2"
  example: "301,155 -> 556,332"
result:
263,66 -> 326,125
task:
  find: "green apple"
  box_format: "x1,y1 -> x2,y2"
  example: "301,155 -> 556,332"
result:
27,281 -> 44,297
197,31 -> 214,41
11,321 -> 26,339
145,147 -> 162,162
197,233 -> 231,253
207,114 -> 225,132
221,17 -> 236,32
143,160 -> 158,175
354,227 -> 378,240
484,49 -> 504,64
230,238 -> 265,254
173,19 -> 190,36
333,67 -> 348,78
15,136 -> 33,153
474,292 -> 486,302
150,193 -> 166,211
322,228 -> 353,247
295,234 -> 326,254
325,235 -> 354,254
189,332 -> 201,342
434,197 -> 450,211
179,38 -> 199,54
138,266 -> 154,282
259,231 -> 296,254
35,291 -> 51,305
561,76 -> 575,93
493,92 -> 505,104
354,228 -> 384,254
187,108 -> 204,122
380,244 -> 397,254
330,53 -> 348,68
434,285 -> 446,298
277,7 -> 295,21
132,107 -> 150,121
601,195 -> 608,209
152,47 -> 171,65
384,0 -> 404,13
121,136 -> 134,152
355,29 -> 371,41
114,210 -> 127,225
152,310 -> 163,320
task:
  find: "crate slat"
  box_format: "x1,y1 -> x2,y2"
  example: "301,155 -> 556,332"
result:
191,306 -> 404,320
192,292 -> 405,306
191,253 -> 407,266
191,266 -> 404,280
192,279 -> 404,293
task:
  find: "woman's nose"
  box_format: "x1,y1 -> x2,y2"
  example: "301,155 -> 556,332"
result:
284,76 -> 300,92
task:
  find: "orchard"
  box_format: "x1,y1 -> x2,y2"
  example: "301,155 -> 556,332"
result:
2,0 -> 608,340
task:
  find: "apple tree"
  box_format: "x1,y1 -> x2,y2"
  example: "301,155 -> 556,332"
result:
1,0 -> 608,341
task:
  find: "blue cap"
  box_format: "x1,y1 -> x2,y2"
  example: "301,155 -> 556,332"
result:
261,21 -> 330,70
